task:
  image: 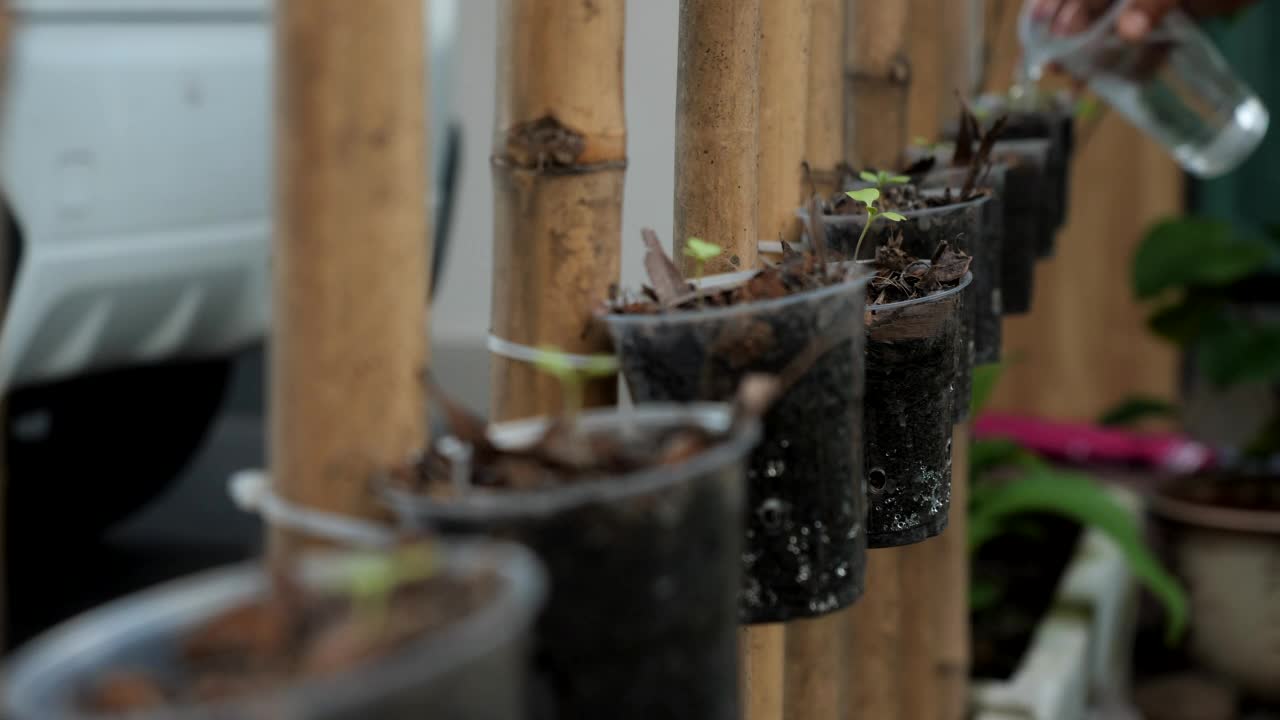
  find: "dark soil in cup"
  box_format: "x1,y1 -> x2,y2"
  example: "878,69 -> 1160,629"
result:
863,239 -> 970,547
391,386 -> 758,720
971,514 -> 1081,680
605,230 -> 868,624
83,561 -> 499,715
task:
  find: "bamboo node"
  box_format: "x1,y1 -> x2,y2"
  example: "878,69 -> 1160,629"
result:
500,115 -> 586,169
850,54 -> 913,87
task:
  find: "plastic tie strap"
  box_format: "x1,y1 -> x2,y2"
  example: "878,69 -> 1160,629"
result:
486,333 -> 619,371
229,469 -> 395,548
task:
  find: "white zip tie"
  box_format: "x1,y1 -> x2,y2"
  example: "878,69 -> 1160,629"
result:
229,469 -> 395,548
486,333 -> 619,371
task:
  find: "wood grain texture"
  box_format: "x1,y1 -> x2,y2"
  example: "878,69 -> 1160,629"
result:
898,541 -> 940,720
784,612 -> 848,720
979,0 -> 1180,419
675,0 -> 762,275
270,0 -> 430,556
742,624 -> 786,720
806,0 -> 845,196
845,0 -> 911,170
489,0 -> 626,421
758,0 -> 811,245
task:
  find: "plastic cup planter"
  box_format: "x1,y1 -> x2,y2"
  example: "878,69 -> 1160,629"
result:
801,191 -> 984,425
906,143 -> 1050,313
916,166 -> 1005,365
862,267 -> 971,546
3,541 -> 547,720
385,403 -> 759,720
602,270 -> 870,622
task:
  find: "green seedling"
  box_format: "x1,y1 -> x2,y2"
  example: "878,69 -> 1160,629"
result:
337,542 -> 441,633
533,346 -> 619,417
682,237 -> 723,309
859,169 -> 911,189
846,188 -> 906,260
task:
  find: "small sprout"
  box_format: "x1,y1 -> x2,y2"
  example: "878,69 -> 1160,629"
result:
337,542 -> 441,632
845,187 -> 906,260
858,170 -> 911,188
533,346 -> 619,417
682,237 -> 723,308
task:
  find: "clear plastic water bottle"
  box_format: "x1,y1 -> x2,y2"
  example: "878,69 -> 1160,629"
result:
1019,0 -> 1268,177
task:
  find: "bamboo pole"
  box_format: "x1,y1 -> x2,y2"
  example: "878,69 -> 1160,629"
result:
783,3 -> 849,719
489,0 -> 625,422
937,424 -> 972,720
742,625 -> 786,720
844,0 -> 911,171
674,0 -> 762,276
270,0 -> 430,556
845,1 -> 913,718
805,0 -> 846,196
758,0 -> 811,246
675,0 -> 771,715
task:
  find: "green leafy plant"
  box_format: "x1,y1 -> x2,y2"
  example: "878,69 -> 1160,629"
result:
859,169 -> 911,189
846,188 -> 906,260
533,346 -> 619,417
969,363 -> 1189,644
1120,215 -> 1280,455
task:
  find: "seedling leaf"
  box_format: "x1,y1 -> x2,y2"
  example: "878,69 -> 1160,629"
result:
859,170 -> 879,183
846,188 -> 880,205
683,237 -> 723,262
881,212 -> 907,222
887,174 -> 911,185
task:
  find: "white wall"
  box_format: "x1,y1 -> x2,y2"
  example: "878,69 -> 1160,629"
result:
431,0 -> 679,347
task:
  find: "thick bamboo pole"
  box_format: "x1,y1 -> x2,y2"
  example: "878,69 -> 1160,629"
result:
844,0 -> 911,171
902,4 -> 979,718
270,0 -> 430,556
758,0 -> 811,246
805,0 -> 846,196
783,3 -> 849,719
674,0 -> 761,276
937,425 -> 972,720
845,1 -> 913,718
676,0 -> 770,715
489,0 -> 626,422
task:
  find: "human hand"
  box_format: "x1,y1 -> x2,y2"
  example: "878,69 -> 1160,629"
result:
1031,0 -> 1259,41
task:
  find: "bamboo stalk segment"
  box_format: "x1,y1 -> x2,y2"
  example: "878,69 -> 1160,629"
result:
845,3 -> 913,717
847,551 -> 902,719
805,0 -> 846,196
758,0 -> 812,246
742,624 -> 787,720
899,542 -> 942,720
937,424 -> 972,720
270,0 -> 431,556
674,0 -> 762,275
489,0 -> 626,422
785,612 -> 847,720
844,0 -> 911,170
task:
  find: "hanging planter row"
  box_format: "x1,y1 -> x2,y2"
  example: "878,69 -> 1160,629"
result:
4,102 -> 1078,720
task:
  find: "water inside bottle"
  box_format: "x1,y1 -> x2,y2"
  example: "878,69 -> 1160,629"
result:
1020,7 -> 1268,177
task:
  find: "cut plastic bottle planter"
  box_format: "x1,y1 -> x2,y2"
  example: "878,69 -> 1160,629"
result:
806,191 -> 986,425
386,404 -> 759,720
604,272 -> 871,623
3,542 -> 547,720
906,142 -> 1052,315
